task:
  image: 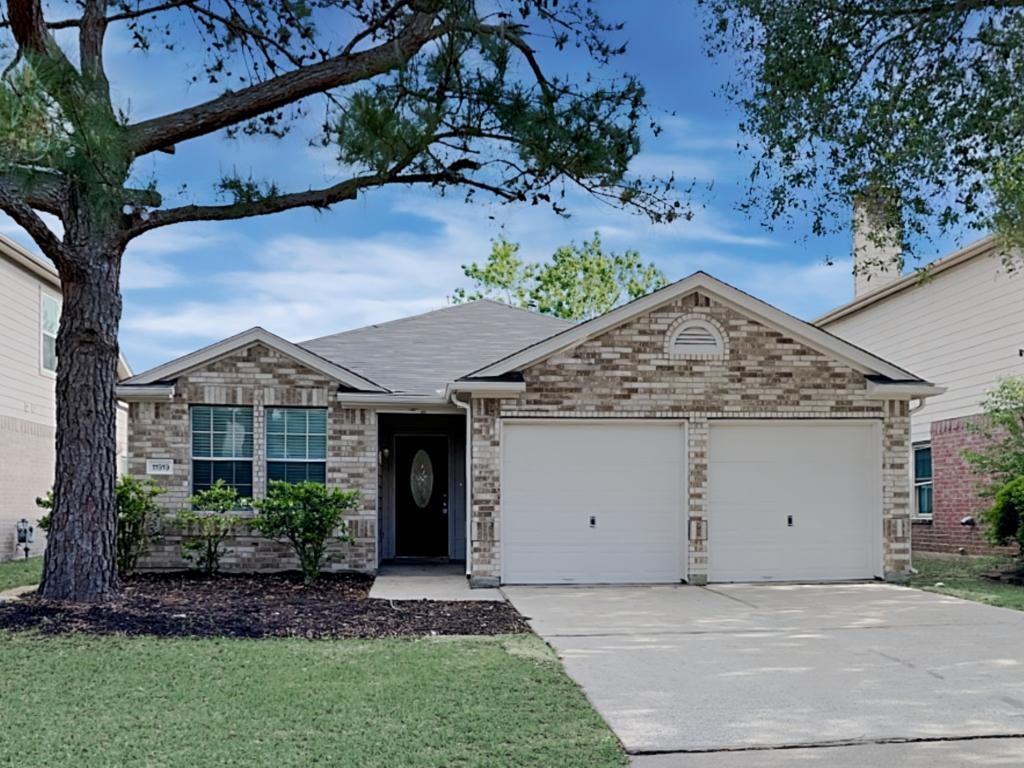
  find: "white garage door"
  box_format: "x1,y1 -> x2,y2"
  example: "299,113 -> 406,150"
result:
708,421 -> 882,582
502,421 -> 686,584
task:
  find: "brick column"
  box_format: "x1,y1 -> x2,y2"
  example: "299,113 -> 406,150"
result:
687,418 -> 709,584
882,399 -> 912,579
252,388 -> 266,500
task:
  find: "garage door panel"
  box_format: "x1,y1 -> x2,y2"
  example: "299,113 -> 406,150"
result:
708,422 -> 882,583
502,421 -> 685,584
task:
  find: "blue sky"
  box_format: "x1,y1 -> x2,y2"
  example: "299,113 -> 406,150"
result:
1,1 -> 972,373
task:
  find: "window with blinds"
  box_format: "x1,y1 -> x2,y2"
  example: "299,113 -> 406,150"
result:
191,406 -> 254,498
266,407 -> 327,485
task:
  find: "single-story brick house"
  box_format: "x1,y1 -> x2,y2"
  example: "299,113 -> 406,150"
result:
116,272 -> 940,585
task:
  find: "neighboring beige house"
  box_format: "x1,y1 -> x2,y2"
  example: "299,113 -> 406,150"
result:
0,235 -> 130,560
817,233 -> 1024,554
118,273 -> 939,585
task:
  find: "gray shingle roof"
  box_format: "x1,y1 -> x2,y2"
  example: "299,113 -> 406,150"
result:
299,300 -> 573,394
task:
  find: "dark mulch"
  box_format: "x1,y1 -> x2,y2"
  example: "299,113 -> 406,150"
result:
0,572 -> 530,639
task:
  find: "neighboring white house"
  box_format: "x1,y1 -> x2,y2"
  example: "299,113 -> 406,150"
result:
0,235 -> 130,560
817,232 -> 1024,554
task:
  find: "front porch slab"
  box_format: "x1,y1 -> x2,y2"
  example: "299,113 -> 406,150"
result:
370,564 -> 504,602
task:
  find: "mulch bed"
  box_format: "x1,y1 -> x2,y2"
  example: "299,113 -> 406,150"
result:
0,572 -> 530,639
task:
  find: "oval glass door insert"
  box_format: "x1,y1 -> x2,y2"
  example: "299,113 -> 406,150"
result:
410,449 -> 434,508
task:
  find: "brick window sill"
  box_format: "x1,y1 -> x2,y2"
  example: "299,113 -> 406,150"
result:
911,517 -> 933,526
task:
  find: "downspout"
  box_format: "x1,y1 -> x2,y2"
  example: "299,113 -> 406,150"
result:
450,391 -> 472,578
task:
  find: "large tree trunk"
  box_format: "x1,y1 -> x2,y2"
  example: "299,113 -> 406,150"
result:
38,239 -> 124,602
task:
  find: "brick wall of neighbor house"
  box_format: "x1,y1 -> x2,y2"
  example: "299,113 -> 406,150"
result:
912,415 -> 1016,556
130,343 -> 377,573
470,291 -> 913,585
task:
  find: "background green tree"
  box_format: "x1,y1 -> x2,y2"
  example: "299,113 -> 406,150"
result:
0,0 -> 680,601
453,232 -> 667,320
699,0 -> 1024,265
964,378 -> 1024,555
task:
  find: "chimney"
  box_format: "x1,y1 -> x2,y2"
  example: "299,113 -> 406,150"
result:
852,189 -> 903,298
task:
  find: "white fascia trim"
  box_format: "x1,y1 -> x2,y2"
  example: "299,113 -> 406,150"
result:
815,235 -> 1000,326
336,392 -> 451,407
470,272 -> 921,382
121,326 -> 386,392
444,381 -> 526,399
865,381 -> 947,400
115,384 -> 175,401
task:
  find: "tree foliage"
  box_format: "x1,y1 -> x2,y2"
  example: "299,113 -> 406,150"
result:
700,0 -> 1024,263
0,0 -> 680,601
453,232 -> 666,320
251,480 -> 358,585
964,378 -> 1024,554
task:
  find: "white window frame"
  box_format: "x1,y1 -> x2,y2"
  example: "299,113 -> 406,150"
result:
190,405 -> 255,500
913,442 -> 933,519
39,289 -> 60,377
265,406 -> 328,485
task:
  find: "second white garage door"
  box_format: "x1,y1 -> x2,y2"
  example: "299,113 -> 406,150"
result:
502,421 -> 686,584
708,421 -> 883,582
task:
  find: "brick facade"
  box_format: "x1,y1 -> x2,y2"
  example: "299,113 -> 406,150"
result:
130,343 -> 378,573
912,415 -> 1015,556
126,291 -> 916,583
470,291 -> 913,585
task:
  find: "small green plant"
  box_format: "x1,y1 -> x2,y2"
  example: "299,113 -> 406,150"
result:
37,477 -> 164,577
251,481 -> 358,584
982,476 -> 1024,557
176,480 -> 249,575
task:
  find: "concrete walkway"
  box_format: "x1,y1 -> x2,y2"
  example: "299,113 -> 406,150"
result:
368,564 -> 504,601
0,584 -> 37,602
504,583 -> 1024,761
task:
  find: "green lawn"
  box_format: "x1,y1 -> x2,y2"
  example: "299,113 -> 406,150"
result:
0,632 -> 625,767
909,554 -> 1024,610
0,556 -> 42,592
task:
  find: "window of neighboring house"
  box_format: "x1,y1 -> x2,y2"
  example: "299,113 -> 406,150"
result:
914,444 -> 933,518
40,292 -> 60,374
191,406 -> 253,499
266,407 -> 327,484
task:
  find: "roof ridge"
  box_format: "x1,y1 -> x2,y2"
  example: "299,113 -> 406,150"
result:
299,298 -> 568,346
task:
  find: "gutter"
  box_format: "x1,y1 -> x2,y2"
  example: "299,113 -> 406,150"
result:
114,384 -> 175,401
864,380 -> 946,400
444,380 -> 525,398
449,391 -> 473,579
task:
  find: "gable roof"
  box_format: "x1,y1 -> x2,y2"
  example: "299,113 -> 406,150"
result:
299,300 -> 572,395
815,235 -> 1001,326
464,271 -> 933,388
120,326 -> 386,391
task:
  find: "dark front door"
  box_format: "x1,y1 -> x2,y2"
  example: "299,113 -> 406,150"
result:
395,435 -> 449,558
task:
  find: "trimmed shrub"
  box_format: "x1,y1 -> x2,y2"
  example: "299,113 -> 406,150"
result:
251,481 -> 357,584
36,477 -> 164,577
983,476 -> 1024,556
176,480 -> 249,575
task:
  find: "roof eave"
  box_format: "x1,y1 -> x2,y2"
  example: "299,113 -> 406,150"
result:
121,327 -> 387,392
815,235 -> 1001,326
469,272 -> 920,382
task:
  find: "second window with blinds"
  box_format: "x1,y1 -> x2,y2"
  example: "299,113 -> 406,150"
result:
266,408 -> 327,484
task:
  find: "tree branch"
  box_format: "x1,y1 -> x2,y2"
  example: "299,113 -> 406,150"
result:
125,10 -> 442,157
129,166 -> 516,234
0,183 -> 66,263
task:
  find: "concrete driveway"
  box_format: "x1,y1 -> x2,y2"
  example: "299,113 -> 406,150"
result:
502,583 -> 1024,762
